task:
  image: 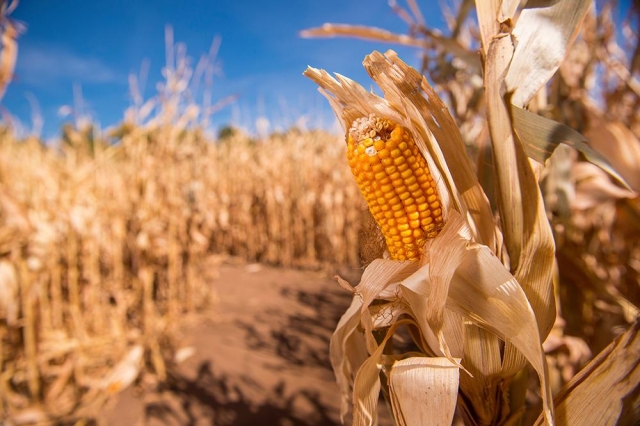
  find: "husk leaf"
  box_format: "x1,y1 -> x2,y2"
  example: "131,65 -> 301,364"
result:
389,357 -> 461,426
506,0 -> 592,107
511,105 -> 632,190
534,320 -> 640,426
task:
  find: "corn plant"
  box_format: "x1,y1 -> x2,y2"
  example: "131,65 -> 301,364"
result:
304,1 -> 639,424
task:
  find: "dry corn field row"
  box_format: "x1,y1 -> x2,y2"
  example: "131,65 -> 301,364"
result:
0,127 -> 367,422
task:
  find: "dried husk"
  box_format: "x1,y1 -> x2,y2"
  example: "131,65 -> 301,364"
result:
534,320 -> 640,426
389,357 -> 460,426
504,0 -> 593,107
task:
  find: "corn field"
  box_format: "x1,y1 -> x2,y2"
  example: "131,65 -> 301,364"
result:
1,0 -> 640,425
0,121 -> 374,421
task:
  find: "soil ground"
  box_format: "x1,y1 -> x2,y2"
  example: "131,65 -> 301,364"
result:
101,261 -> 388,426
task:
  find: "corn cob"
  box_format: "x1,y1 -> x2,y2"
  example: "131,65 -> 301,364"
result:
347,114 -> 444,260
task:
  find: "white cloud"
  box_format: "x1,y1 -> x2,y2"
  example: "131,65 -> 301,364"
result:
17,44 -> 120,87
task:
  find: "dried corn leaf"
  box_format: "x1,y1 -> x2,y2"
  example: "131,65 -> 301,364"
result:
353,259 -> 419,313
534,320 -> 640,426
571,163 -> 636,211
511,105 -> 632,190
0,259 -> 18,325
475,0 -> 501,55
499,0 -> 521,22
96,345 -> 143,394
300,24 -> 481,72
506,0 -> 592,106
351,319 -> 411,426
330,295 -> 368,422
0,19 -> 18,101
300,24 -> 430,50
583,109 -> 640,192
389,357 -> 461,426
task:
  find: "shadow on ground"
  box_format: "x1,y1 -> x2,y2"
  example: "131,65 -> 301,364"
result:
146,361 -> 337,426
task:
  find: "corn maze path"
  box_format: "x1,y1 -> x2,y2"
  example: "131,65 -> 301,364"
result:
102,261 -> 392,426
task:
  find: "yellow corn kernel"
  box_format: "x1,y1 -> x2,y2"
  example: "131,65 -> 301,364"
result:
347,113 -> 445,260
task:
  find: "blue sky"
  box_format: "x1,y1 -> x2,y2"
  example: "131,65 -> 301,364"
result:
2,0 -> 447,138
1,0 -> 634,138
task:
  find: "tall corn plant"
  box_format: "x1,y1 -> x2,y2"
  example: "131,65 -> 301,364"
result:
304,1 -> 638,425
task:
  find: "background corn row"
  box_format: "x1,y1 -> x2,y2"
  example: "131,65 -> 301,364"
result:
0,125 -> 364,421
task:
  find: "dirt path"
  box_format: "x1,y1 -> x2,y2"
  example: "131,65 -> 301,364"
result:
102,261 -> 369,425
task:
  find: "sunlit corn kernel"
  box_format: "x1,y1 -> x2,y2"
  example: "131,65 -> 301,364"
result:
371,162 -> 384,171
397,163 -> 410,173
405,176 -> 417,186
398,223 -> 410,232
393,156 -> 406,166
381,184 -> 393,193
381,157 -> 393,166
421,217 -> 433,226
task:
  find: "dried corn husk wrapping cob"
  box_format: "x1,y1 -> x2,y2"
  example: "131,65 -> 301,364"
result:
305,51 -> 555,425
